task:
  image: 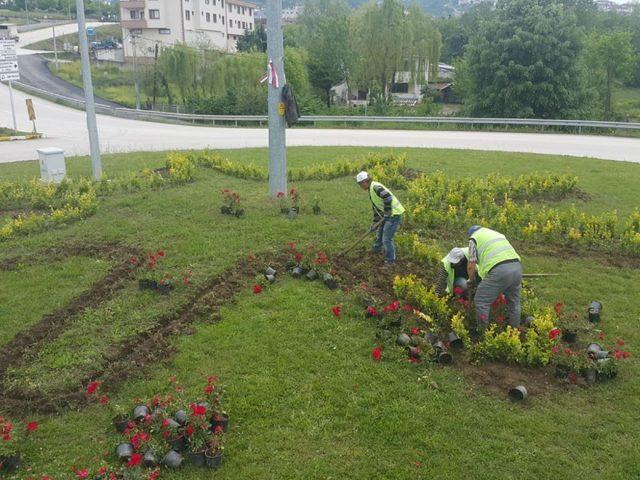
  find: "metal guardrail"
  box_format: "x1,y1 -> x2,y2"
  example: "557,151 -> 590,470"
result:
9,81 -> 640,131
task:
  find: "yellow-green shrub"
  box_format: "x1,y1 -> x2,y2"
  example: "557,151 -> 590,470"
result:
393,274 -> 451,329
167,152 -> 195,183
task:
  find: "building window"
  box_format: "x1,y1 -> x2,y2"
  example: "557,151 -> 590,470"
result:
242,21 -> 246,28
228,4 -> 232,11
159,28 -> 171,34
213,13 -> 217,22
129,9 -> 140,19
249,22 -> 252,29
391,83 -> 409,94
205,0 -> 209,3
206,12 -> 210,21
221,0 -> 224,7
131,29 -> 143,35
185,10 -> 191,20
249,8 -> 252,15
149,9 -> 160,19
221,15 -> 225,24
241,6 -> 245,14
229,19 -> 233,27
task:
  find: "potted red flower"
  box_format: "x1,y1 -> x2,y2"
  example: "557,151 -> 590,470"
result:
204,429 -> 224,469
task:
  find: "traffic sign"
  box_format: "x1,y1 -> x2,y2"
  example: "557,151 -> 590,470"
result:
0,62 -> 19,73
86,27 -> 95,36
0,72 -> 20,81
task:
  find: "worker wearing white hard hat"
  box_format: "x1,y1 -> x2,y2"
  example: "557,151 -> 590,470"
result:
355,171 -> 405,266
435,247 -> 478,297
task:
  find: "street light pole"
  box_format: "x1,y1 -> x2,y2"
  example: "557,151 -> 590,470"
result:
24,0 -> 30,26
52,25 -> 59,71
131,35 -> 140,110
75,0 -> 102,179
266,0 -> 286,197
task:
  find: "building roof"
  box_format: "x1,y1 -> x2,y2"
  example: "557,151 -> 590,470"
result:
227,0 -> 258,8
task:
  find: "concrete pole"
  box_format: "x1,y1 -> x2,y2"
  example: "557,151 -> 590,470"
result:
24,0 -> 30,26
52,25 -> 59,71
132,35 -> 140,110
266,0 -> 286,197
8,81 -> 17,131
75,0 -> 102,179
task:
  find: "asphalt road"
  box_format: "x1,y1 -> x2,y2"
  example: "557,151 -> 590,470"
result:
2,83 -> 640,164
16,22 -> 113,55
17,54 -> 123,108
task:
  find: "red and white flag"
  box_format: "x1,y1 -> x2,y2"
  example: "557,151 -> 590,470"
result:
259,59 -> 279,88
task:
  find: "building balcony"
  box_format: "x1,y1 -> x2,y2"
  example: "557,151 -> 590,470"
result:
120,0 -> 146,9
121,19 -> 148,29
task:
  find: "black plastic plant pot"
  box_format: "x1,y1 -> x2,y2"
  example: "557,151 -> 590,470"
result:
174,409 -> 188,425
582,368 -> 597,383
165,418 -> 181,430
313,206 -> 321,215
448,331 -> 464,349
436,351 -> 453,364
235,208 -> 245,218
588,301 -> 602,323
396,333 -> 411,347
220,206 -> 231,215
508,385 -> 528,401
143,449 -> 158,468
586,343 -> 603,357
432,340 -> 446,352
188,451 -> 207,467
424,331 -> 437,345
0,454 -> 21,472
113,416 -> 130,433
595,350 -> 609,360
555,364 -> 571,379
306,269 -> 318,281
170,435 -> 188,453
407,346 -> 421,359
280,207 -> 289,214
291,266 -> 303,278
163,450 -> 184,469
288,209 -> 298,220
138,279 -> 149,291
133,405 -> 150,422
205,451 -> 223,469
265,267 -> 277,276
596,358 -> 618,381
116,442 -> 134,462
562,330 -> 578,344
523,316 -> 535,328
265,274 -> 276,284
210,413 -> 229,432
291,206 -> 300,213
323,273 -> 338,290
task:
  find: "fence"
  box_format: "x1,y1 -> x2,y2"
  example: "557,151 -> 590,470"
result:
9,81 -> 640,132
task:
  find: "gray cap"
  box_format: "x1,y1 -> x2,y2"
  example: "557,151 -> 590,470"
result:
445,247 -> 465,264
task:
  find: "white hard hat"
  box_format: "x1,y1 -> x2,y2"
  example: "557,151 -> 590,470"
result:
356,171 -> 369,183
445,247 -> 465,264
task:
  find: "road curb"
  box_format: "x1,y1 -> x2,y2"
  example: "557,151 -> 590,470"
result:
0,133 -> 43,142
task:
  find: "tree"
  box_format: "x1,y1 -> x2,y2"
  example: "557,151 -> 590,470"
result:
236,24 -> 267,53
299,0 -> 352,106
585,30 -> 637,118
456,0 -> 592,119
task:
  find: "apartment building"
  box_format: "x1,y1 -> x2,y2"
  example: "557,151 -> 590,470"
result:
120,0 -> 257,61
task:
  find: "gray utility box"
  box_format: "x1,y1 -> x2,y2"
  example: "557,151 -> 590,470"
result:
37,147 -> 66,183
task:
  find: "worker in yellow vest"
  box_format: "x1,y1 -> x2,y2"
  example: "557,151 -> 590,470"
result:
356,171 -> 405,265
435,247 -> 476,297
466,225 -> 522,330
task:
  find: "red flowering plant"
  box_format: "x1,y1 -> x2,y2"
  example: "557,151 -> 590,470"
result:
312,251 -> 331,276
0,416 -> 39,460
551,346 -> 592,377
186,402 -> 212,454
289,187 -> 300,211
220,188 -> 242,216
276,191 -> 288,213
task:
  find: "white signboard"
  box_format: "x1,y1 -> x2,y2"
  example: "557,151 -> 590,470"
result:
0,39 -> 19,82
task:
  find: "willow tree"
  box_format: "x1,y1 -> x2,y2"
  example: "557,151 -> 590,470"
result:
351,0 -> 441,100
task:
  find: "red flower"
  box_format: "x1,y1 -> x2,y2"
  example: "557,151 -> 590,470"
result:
99,467 -> 107,475
162,430 -> 170,439
157,250 -> 165,257
253,284 -> 263,294
568,372 -> 578,384
288,241 -> 296,251
3,433 -> 11,441
126,453 -> 142,468
564,348 -> 573,356
402,304 -> 413,312
616,338 -> 625,346
383,300 -> 400,313
295,252 -> 303,263
144,414 -> 153,423
185,425 -> 194,437
331,306 -> 341,317
453,286 -> 464,296
411,327 -> 420,336
371,347 -> 382,361
86,380 -> 101,395
214,425 -> 224,433
75,469 -> 89,479
554,302 -> 564,316
496,315 -> 505,324
149,469 -> 161,480
99,395 -> 110,405
598,332 -> 605,340
552,346 -> 559,354
276,191 -> 285,198
415,461 -> 422,468
359,282 -> 368,290
204,384 -> 214,395
190,403 -> 207,416
26,422 -> 38,432
549,328 -> 561,340
622,351 -> 630,358
162,418 -> 171,428
129,256 -> 137,265
366,306 -> 378,317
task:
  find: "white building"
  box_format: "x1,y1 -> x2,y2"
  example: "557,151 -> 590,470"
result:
120,0 -> 257,61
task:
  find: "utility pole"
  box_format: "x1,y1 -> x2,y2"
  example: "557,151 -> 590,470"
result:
24,0 -> 30,26
67,0 -> 72,21
152,42 -> 159,108
131,34 -> 140,110
52,25 -> 59,71
8,80 -> 17,131
266,0 -> 286,197
75,0 -> 102,179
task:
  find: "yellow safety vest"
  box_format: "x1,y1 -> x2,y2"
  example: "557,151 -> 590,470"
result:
471,228 -> 520,278
441,247 -> 469,294
369,181 -> 405,216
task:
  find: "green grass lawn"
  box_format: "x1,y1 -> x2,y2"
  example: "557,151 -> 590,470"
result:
613,85 -> 640,122
0,127 -> 31,136
0,147 -> 639,479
